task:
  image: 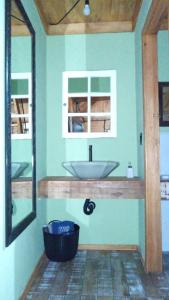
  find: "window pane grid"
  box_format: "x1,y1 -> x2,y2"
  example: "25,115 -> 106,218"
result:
63,70 -> 116,138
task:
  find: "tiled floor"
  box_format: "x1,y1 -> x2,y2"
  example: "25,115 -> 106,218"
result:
25,251 -> 169,300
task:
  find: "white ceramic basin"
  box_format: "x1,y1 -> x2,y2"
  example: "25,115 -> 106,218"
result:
62,161 -> 119,179
12,162 -> 29,179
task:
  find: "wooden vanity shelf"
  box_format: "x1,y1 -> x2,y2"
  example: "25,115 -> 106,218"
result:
39,176 -> 144,199
12,178 -> 32,198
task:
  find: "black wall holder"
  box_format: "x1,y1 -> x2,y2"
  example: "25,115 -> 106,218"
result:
83,199 -> 96,215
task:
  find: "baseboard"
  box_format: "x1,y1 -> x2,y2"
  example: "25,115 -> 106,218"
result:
19,253 -> 47,300
78,244 -> 138,251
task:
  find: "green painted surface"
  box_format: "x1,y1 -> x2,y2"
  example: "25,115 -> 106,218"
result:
0,1 -> 47,300
68,75 -> 110,93
47,199 -> 139,245
11,79 -> 28,95
11,37 -> 32,173
11,36 -> 31,73
158,31 -> 169,133
158,31 -> 169,82
91,77 -> 110,93
68,77 -> 88,93
12,199 -> 32,227
46,32 -> 139,245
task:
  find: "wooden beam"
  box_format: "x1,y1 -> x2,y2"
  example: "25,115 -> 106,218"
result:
48,21 -> 133,35
39,176 -> 144,199
142,34 -> 162,273
143,0 -> 169,34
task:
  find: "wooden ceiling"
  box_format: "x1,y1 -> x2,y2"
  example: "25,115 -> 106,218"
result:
11,0 -> 30,36
35,0 -> 143,35
11,0 -> 168,36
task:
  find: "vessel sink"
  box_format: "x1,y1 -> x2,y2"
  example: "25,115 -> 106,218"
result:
62,161 -> 120,179
12,162 -> 29,179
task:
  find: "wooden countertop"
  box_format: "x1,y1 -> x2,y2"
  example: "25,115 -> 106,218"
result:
12,177 -> 32,198
39,176 -> 145,199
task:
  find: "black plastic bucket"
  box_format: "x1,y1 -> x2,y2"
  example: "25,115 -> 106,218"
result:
43,224 -> 80,262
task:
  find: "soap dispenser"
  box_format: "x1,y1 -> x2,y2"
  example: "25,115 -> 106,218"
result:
127,162 -> 134,178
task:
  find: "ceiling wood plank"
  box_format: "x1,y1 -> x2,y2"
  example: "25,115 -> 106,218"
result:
48,21 -> 132,35
11,25 -> 30,36
143,0 -> 169,34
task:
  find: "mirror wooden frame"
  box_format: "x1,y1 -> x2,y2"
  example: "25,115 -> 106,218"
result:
159,82 -> 169,127
5,0 -> 36,246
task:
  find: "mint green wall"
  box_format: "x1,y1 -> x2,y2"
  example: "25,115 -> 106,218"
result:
158,31 -> 169,135
47,33 -> 138,174
158,31 -> 169,136
158,30 -> 169,132
12,37 -> 31,72
46,33 -> 139,245
0,1 -> 47,299
158,31 -> 169,82
135,0 -> 152,259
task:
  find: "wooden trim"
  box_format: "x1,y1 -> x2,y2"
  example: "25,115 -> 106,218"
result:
142,0 -> 169,273
39,176 -> 144,199
143,0 -> 169,34
78,244 -> 138,251
11,25 -> 30,36
142,33 -> 162,272
19,253 -> 47,300
48,21 -> 133,35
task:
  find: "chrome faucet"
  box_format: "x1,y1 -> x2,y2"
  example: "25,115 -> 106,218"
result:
89,145 -> 92,162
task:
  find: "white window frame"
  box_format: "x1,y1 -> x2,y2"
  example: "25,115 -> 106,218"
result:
62,70 -> 117,138
11,72 -> 32,140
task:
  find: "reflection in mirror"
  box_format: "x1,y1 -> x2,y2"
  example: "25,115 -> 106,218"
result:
5,0 -> 36,246
11,72 -> 32,137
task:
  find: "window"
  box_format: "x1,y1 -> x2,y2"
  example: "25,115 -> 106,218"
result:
11,73 -> 32,139
62,70 -> 117,138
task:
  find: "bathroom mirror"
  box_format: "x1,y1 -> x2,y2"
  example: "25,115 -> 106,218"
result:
5,0 -> 36,246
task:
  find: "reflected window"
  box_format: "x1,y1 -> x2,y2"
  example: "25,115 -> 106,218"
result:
11,72 -> 32,139
62,70 -> 117,138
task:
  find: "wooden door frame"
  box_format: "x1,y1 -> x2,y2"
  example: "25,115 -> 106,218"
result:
142,0 -> 169,273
